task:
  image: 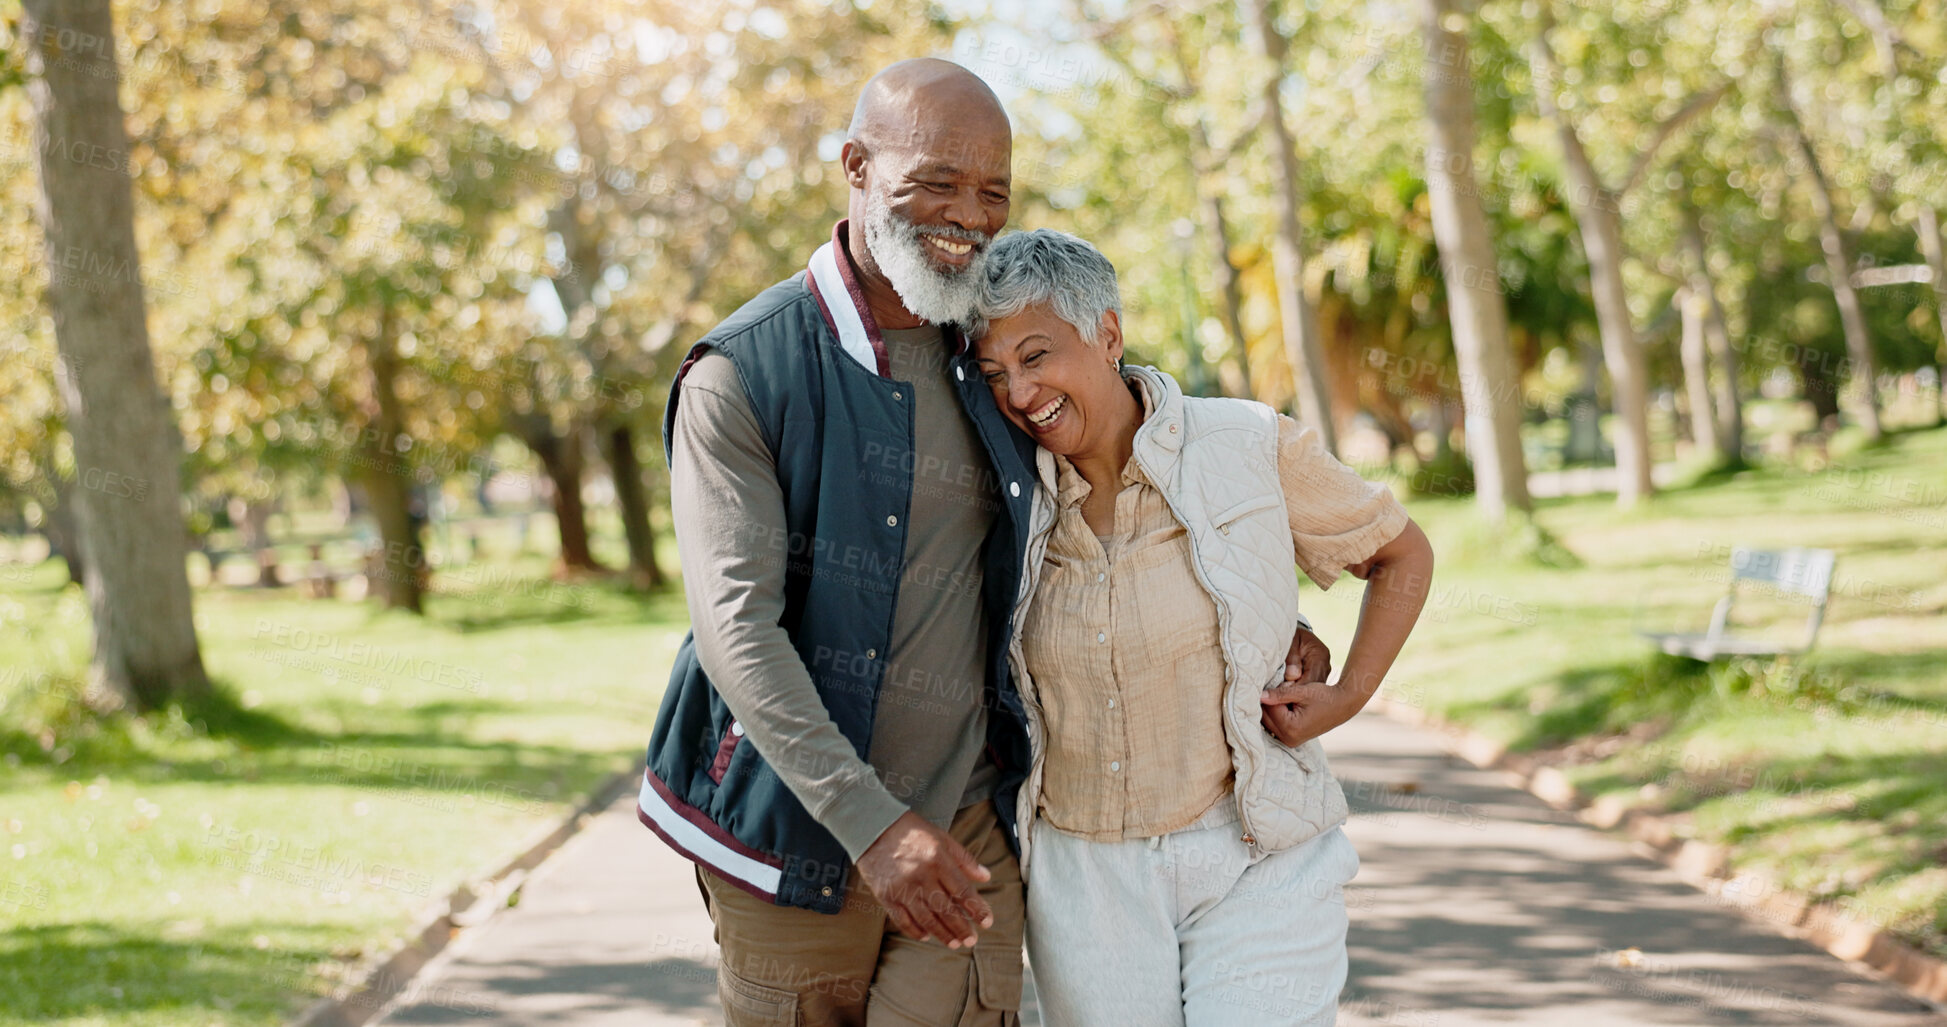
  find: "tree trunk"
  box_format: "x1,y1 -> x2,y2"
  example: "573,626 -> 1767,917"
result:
516,417 -> 602,573
1801,346 -> 1842,424
229,496 -> 279,587
23,0 -> 209,711
1677,286 -> 1720,459
1917,205 -> 1947,426
601,421 -> 664,590
1187,119 -> 1254,398
1777,62 -> 1881,440
42,471 -> 86,586
358,305 -> 425,612
1420,0 -> 1532,522
1680,205 -> 1743,462
1530,10 -> 1656,505
1564,338 -> 1607,464
1570,199 -> 1653,503
1243,0 -> 1338,453
1201,188 -> 1254,399
548,199 -> 657,583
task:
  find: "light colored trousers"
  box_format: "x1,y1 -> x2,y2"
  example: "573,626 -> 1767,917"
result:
1025,800 -> 1358,1027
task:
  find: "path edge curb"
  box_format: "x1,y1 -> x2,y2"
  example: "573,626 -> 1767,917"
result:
1369,695 -> 1947,1009
285,767 -> 638,1027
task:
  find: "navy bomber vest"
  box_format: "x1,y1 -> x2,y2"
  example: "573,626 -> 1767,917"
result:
638,220 -> 1039,914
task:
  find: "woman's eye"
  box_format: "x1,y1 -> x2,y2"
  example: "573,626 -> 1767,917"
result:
1023,351 -> 1044,365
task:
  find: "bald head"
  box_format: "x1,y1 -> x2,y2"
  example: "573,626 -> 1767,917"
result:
840,59 -> 1013,328
849,58 -> 1010,152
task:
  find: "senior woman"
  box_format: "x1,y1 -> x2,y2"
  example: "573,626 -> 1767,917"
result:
969,229 -> 1435,1026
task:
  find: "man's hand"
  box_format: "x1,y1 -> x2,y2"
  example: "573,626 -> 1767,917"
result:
855,811 -> 993,948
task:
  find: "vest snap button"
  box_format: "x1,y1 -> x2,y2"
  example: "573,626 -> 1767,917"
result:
866,649 -> 877,659
955,366 -> 965,381
892,390 -> 902,400
1009,481 -> 1021,498
886,515 -> 898,527
822,886 -> 833,897
1169,423 -> 1178,433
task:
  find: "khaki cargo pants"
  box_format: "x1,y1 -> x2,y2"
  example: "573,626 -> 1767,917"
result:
697,799 -> 1024,1026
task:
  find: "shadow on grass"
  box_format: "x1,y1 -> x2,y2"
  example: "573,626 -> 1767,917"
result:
1446,651 -> 1712,752
0,677 -> 320,770
425,576 -> 684,634
0,921 -> 338,1022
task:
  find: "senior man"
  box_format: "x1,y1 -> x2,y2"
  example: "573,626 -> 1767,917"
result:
641,58 -> 1334,1025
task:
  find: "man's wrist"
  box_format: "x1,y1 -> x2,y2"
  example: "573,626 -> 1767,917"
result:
826,781 -> 911,863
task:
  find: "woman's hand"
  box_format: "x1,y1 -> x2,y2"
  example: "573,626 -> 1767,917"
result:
1258,679 -> 1361,748
1262,518 -> 1435,747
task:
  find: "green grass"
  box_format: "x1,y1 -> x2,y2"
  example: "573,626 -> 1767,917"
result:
1304,421 -> 1947,958
0,555 -> 686,1026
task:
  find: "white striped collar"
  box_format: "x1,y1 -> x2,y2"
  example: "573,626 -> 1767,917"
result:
804,219 -> 891,377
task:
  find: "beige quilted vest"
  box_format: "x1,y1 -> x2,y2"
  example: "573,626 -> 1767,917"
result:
1008,365 -> 1349,879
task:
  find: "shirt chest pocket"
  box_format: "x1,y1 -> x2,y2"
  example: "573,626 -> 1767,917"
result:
1122,530 -> 1222,660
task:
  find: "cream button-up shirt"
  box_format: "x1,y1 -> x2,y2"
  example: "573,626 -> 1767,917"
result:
1021,396 -> 1408,841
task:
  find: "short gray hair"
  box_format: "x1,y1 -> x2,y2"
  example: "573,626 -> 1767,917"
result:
970,229 -> 1121,345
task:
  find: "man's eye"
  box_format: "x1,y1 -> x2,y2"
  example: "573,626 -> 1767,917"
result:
983,191 -> 1009,204
982,371 -> 1005,385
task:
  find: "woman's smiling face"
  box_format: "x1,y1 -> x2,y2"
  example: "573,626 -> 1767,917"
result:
974,303 -> 1127,458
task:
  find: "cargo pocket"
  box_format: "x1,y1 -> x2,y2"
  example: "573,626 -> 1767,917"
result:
719,961 -> 800,1026
961,944 -> 1024,1026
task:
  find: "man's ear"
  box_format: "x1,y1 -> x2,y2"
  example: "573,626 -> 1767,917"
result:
841,139 -> 869,190
1099,310 -> 1124,363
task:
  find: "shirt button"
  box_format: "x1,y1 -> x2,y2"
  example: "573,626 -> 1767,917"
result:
1168,423 -> 1178,433
1107,698 -> 1115,709
1110,761 -> 1121,772
1096,572 -> 1106,583
1009,481 -> 1021,497
1096,632 -> 1106,643
886,515 -> 898,527
730,721 -> 744,737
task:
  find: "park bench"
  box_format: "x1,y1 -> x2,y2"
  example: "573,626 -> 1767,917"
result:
1639,547 -> 1836,660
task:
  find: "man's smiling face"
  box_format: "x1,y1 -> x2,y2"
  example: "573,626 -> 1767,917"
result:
859,136 -> 1011,325
844,60 -> 1012,327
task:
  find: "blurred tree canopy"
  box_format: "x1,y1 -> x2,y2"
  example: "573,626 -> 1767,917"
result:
3,0 -> 1945,587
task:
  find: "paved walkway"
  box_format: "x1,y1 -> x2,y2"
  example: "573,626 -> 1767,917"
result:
375,710 -> 1940,1026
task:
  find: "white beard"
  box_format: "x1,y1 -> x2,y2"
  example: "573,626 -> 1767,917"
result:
861,191 -> 991,327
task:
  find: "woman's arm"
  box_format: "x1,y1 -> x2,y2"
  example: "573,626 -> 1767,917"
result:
1261,516 -> 1435,746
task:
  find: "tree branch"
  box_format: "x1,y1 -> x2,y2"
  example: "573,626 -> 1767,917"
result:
1527,2 -> 1609,196
1827,0 -> 1908,74
1617,81 -> 1730,197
